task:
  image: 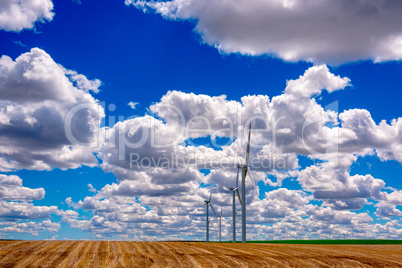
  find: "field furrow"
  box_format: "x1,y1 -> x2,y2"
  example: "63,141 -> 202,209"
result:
57,239 -> 88,268
0,240 -> 48,267
74,240 -> 95,267
15,240 -> 64,268
117,241 -> 136,267
45,241 -> 79,267
0,241 -> 401,267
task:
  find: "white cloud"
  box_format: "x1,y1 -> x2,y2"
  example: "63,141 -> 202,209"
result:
0,201 -> 59,221
0,177 -> 60,232
128,0 -> 402,64
65,69 -> 102,94
285,65 -> 351,97
0,220 -> 60,235
250,188 -> 311,221
87,183 -> 97,193
376,204 -> 402,218
0,0 -> 54,32
297,164 -> 389,210
147,66 -> 353,163
0,174 -> 76,238
0,174 -> 44,201
375,190 -> 402,218
0,48 -> 105,171
128,101 -> 139,109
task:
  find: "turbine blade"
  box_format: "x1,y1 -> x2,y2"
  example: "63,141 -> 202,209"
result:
248,169 -> 259,195
210,203 -> 218,218
236,189 -> 242,206
209,187 -> 213,202
245,123 -> 251,166
203,202 -> 207,206
236,168 -> 240,188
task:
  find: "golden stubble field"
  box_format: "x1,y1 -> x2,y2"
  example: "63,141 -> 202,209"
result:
0,240 -> 401,267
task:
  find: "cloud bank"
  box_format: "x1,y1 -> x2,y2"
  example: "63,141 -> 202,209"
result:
1,49 -> 402,240
0,174 -> 73,235
67,63 -> 402,240
128,0 -> 402,64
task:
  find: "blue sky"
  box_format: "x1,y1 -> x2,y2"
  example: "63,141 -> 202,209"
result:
1,0 -> 402,241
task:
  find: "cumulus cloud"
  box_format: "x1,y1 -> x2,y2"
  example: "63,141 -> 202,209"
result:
0,174 -> 44,201
285,65 -> 351,97
0,201 -> 59,221
297,164 -> 388,210
376,204 -> 402,218
0,0 -> 54,32
0,48 -> 105,171
339,110 -> 402,162
375,190 -> 402,218
0,174 -> 75,237
65,193 -> 164,238
147,65 -> 354,163
128,0 -> 402,64
0,220 -> 60,235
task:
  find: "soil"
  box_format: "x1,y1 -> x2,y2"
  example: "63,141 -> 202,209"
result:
0,241 -> 401,267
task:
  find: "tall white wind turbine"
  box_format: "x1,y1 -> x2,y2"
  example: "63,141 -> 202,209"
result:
203,188 -> 217,242
237,123 -> 258,243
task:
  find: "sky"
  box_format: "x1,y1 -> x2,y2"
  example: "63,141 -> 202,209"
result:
0,0 -> 402,241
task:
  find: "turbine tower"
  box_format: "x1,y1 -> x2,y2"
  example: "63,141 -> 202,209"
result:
203,188 -> 217,242
218,209 -> 223,242
237,123 -> 258,243
229,168 -> 242,243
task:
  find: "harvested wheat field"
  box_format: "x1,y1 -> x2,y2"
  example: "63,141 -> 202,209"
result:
0,240 -> 401,267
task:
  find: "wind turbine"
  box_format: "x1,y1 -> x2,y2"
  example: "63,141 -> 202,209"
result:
237,123 -> 258,243
203,188 -> 217,242
218,209 -> 223,242
229,168 -> 242,243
